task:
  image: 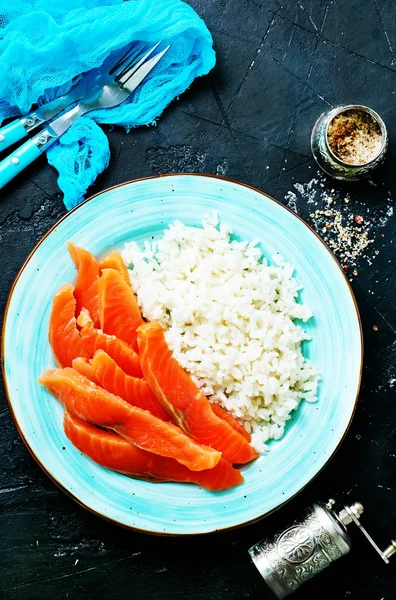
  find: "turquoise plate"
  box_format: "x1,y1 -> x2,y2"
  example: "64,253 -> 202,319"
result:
3,174 -> 362,535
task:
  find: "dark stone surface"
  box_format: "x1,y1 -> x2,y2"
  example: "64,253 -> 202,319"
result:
1,1 -> 395,598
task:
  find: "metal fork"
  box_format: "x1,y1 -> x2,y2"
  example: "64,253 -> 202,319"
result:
0,42 -> 170,190
0,41 -> 145,153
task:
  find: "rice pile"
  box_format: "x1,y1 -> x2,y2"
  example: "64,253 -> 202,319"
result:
122,214 -> 319,454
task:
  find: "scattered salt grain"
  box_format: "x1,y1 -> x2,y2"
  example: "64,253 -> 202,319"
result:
284,172 -> 393,268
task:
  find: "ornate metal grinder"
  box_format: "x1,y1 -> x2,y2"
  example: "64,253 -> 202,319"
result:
249,500 -> 395,598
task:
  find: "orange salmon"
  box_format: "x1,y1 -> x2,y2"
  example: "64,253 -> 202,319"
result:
137,322 -> 258,465
98,268 -> 143,353
67,242 -> 100,327
64,413 -> 243,491
39,368 -> 221,471
77,309 -> 143,378
211,403 -> 251,442
99,251 -> 130,285
91,350 -> 170,421
72,357 -> 99,385
49,284 -> 89,368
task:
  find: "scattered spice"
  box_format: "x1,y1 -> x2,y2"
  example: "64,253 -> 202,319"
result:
327,109 -> 383,165
353,269 -> 358,276
373,325 -> 379,332
309,208 -> 374,266
284,173 -> 393,268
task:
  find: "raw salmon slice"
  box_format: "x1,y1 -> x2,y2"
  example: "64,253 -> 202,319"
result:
67,242 -> 100,327
99,251 -> 130,285
64,413 -> 243,491
137,322 -> 258,465
211,403 -> 251,442
72,357 -> 99,385
98,268 -> 143,352
91,350 -> 170,421
49,284 -> 89,368
39,368 -> 221,471
77,309 -> 143,378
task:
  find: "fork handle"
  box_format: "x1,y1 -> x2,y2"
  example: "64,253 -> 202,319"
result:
0,109 -> 47,152
0,127 -> 58,190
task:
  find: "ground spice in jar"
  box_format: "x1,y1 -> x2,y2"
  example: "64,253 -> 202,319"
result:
327,109 -> 383,165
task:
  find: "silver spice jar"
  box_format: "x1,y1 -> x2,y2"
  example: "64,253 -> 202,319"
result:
311,104 -> 388,181
249,499 -> 395,599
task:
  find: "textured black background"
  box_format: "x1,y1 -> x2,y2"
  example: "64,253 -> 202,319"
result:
1,1 -> 395,599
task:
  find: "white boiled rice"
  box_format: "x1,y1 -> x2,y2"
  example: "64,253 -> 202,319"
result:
122,213 -> 319,454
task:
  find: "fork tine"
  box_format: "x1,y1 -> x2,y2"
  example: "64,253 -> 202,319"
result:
119,44 -> 171,93
108,41 -> 147,76
116,42 -> 162,87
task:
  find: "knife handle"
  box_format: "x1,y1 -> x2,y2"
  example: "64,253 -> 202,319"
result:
0,120 -> 27,152
0,109 -> 47,153
0,127 -> 58,190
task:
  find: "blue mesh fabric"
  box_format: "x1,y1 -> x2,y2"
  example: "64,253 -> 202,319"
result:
0,0 -> 215,208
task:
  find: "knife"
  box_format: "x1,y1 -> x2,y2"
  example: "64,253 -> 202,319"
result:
0,44 -> 169,191
0,44 -> 143,153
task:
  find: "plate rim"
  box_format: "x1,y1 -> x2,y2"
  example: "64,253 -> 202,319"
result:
2,173 -> 364,535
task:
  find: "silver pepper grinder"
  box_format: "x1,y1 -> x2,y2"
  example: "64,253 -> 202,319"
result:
249,499 -> 395,598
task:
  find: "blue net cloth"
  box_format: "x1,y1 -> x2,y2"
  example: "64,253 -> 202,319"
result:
0,0 -> 215,208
